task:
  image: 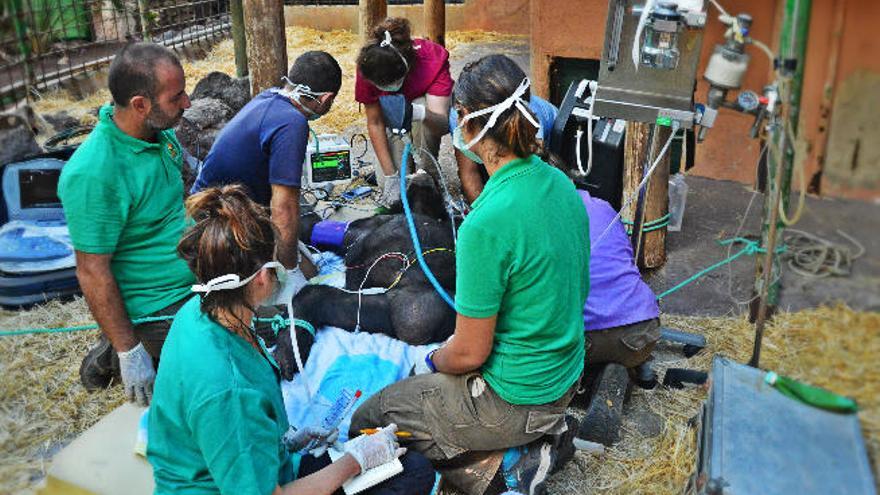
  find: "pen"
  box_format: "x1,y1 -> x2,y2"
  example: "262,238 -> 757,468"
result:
359,428 -> 413,437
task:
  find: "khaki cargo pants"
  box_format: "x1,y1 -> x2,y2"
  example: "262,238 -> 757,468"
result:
350,372 -> 577,495
584,317 -> 661,369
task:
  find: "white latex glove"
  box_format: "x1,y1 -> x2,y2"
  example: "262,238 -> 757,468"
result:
412,348 -> 437,375
411,103 -> 426,122
377,178 -> 401,209
412,338 -> 450,375
344,423 -> 406,472
282,425 -> 340,456
266,267 -> 308,306
117,342 -> 156,406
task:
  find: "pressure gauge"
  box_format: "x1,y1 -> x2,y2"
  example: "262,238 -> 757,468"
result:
737,91 -> 760,112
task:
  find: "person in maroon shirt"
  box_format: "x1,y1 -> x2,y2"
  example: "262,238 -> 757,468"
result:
355,17 -> 453,207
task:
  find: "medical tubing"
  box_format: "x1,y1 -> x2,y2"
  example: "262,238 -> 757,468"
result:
415,145 -> 460,243
287,300 -> 312,398
575,127 -> 586,175
594,123 -> 679,249
400,142 -> 456,309
1,315 -> 314,337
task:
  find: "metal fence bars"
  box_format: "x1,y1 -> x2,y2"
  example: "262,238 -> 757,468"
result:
0,0 -> 230,110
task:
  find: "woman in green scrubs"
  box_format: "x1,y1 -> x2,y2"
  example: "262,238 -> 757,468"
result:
146,185 -> 434,495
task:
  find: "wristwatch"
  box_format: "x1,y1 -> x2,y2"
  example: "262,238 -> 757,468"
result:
424,349 -> 438,373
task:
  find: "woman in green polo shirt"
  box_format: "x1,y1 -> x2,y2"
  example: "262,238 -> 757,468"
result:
147,185 -> 434,495
350,54 -> 590,495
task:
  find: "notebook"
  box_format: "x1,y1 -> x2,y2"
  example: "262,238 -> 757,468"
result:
327,446 -> 404,494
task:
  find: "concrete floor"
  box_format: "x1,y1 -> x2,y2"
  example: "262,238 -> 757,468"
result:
651,176 -> 880,316
448,40 -> 880,317
354,39 -> 880,318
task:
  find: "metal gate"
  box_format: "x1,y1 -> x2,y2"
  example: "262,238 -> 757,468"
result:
0,0 -> 230,110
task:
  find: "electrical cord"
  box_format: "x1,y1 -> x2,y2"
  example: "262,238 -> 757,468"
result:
413,145 -> 464,243
783,229 -> 864,278
594,122 -> 680,249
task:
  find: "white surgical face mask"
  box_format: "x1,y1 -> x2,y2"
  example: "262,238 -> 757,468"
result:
373,30 -> 409,93
453,77 -> 541,155
272,77 -> 331,121
453,126 -> 484,164
375,76 -> 406,93
191,261 -> 285,296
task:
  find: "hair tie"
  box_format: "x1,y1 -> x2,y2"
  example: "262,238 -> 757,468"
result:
380,30 -> 393,48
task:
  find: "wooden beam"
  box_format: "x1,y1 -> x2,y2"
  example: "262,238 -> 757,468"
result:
230,0 -> 248,77
622,122 -> 670,269
359,0 -> 387,46
243,0 -> 287,96
423,0 -> 446,46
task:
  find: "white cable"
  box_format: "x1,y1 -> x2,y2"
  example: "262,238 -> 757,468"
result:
594,125 -> 679,249
350,252 -> 409,332
749,38 -> 776,66
286,300 -> 311,399
575,128 -> 586,175
708,0 -> 730,18
586,111 -> 594,176
415,146 -> 462,243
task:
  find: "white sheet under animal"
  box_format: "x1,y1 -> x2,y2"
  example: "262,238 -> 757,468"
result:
280,326 -> 435,443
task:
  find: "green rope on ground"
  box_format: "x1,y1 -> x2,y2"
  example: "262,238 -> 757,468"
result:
0,315 -> 174,337
1,314 -> 317,338
656,237 -> 787,300
1,237 -> 789,335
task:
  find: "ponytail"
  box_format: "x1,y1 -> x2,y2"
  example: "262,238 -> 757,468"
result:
454,55 -> 543,161
357,17 -> 416,87
178,185 -> 276,325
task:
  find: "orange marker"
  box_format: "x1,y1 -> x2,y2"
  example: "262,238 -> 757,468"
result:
359,428 -> 413,438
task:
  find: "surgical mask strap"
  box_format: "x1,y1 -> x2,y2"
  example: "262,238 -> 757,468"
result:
380,30 -> 409,72
458,78 -> 541,150
192,261 -> 284,296
274,77 -> 328,118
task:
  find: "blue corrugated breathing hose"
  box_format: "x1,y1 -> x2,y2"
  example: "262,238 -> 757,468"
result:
399,142 -> 456,310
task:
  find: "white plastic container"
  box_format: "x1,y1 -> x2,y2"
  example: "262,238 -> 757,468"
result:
668,173 -> 689,232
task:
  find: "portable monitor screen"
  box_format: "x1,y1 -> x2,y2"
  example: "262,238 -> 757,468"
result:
20,169 -> 62,209
310,150 -> 351,183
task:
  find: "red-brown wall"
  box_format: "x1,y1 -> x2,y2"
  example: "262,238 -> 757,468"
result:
287,0 -> 878,199
529,0 -> 880,199
284,0 -> 530,36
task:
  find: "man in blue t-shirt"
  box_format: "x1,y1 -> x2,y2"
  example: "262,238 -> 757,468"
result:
449,94 -> 558,203
192,51 -> 341,297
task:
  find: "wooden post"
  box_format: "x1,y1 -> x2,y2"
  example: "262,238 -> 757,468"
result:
359,0 -> 387,45
622,122 -> 671,269
242,0 -> 287,96
423,0 -> 446,46
230,0 -> 248,77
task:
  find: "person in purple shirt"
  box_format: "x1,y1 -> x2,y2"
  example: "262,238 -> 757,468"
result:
578,189 -> 661,383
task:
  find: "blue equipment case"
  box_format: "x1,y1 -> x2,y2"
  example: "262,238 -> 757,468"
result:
694,356 -> 877,495
0,147 -> 81,308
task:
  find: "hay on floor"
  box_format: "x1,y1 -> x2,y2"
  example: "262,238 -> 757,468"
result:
2,300 -> 877,494
30,28 -> 528,140
10,27 -> 878,495
548,305 -> 880,494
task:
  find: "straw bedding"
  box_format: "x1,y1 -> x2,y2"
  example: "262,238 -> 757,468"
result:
2,300 -> 876,494
8,28 -> 878,495
30,28 -> 528,139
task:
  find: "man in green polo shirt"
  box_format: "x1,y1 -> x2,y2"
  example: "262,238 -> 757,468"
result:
58,43 -> 195,406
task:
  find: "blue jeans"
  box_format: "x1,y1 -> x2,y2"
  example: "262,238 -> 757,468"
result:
297,451 -> 435,495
